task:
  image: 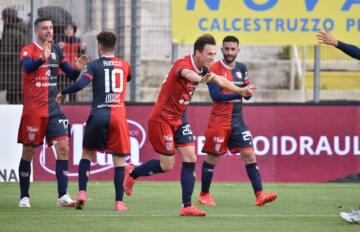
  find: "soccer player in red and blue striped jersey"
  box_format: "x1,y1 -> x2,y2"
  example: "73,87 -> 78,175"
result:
57,31 -> 132,211
17,17 -> 88,208
198,36 -> 278,207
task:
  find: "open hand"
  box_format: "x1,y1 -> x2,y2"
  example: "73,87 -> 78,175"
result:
75,54 -> 90,71
239,83 -> 256,97
316,31 -> 338,46
200,72 -> 215,83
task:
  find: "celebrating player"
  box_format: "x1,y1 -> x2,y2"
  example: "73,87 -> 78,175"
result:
197,35 -> 278,207
124,34 -> 256,216
17,17 -> 88,208
57,31 -> 132,211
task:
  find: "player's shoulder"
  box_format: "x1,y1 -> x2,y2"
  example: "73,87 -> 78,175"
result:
21,42 -> 36,51
235,61 -> 247,71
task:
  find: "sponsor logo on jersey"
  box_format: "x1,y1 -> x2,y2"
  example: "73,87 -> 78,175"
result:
51,52 -> 56,60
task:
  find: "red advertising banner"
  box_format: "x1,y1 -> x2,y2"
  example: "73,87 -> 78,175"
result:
33,105 -> 360,182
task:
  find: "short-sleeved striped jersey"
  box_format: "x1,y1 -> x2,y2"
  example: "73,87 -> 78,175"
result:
20,42 -> 67,116
82,56 -> 131,117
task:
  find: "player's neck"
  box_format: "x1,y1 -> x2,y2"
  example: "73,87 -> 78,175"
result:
100,51 -> 114,57
192,54 -> 203,71
222,59 -> 235,68
35,40 -> 45,47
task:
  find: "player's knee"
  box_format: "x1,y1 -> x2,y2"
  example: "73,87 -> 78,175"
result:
241,151 -> 256,163
160,159 -> 175,172
22,146 -> 35,161
56,144 -> 70,160
205,154 -> 219,165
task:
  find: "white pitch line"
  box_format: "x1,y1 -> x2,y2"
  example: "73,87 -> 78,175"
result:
0,214 -> 338,218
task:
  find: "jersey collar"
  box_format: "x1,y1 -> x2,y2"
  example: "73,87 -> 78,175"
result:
34,41 -> 43,50
101,55 -> 115,58
220,59 -> 235,70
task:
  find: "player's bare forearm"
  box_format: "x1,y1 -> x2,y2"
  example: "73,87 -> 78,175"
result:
211,75 -> 256,97
211,74 -> 241,92
180,69 -> 202,82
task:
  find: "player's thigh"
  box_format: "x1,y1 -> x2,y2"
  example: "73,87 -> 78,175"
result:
174,122 -> 196,162
83,114 -> 108,152
18,115 -> 48,147
107,117 -> 130,156
148,119 -> 175,156
228,126 -> 254,153
46,112 -> 70,145
202,126 -> 231,155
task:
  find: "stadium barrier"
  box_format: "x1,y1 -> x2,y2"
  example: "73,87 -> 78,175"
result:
1,104 -> 358,182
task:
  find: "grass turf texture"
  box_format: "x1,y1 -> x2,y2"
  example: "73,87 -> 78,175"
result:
0,182 -> 359,232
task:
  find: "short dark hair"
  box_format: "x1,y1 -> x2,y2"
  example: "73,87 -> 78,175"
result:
194,34 -> 216,53
96,31 -> 117,51
223,35 -> 239,45
34,17 -> 52,27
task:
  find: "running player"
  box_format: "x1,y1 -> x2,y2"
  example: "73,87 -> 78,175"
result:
197,35 -> 278,207
17,17 -> 88,208
124,34 -> 256,216
56,31 -> 131,211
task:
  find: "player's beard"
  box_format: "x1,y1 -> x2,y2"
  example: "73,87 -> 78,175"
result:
223,55 -> 236,65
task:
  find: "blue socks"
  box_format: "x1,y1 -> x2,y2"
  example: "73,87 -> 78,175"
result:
114,166 -> 125,201
56,160 -> 69,198
246,163 -> 263,194
78,159 -> 91,191
181,162 -> 195,207
19,159 -> 31,199
201,161 -> 215,193
130,159 -> 164,179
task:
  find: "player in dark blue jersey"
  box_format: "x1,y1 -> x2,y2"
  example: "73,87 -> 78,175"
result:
57,31 -> 132,211
317,31 -> 360,224
316,31 -> 360,60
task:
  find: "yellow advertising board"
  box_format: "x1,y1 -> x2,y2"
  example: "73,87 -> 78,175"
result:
172,0 -> 360,45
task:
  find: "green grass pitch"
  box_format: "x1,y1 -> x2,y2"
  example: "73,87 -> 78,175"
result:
0,182 -> 359,232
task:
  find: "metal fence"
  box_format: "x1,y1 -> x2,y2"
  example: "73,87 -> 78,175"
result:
0,0 -> 358,104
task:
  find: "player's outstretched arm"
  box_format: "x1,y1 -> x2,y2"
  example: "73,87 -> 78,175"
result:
57,76 -> 92,104
210,74 -> 256,97
316,31 -> 360,60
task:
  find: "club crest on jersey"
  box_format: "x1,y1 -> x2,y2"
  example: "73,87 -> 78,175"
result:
165,142 -> 173,151
23,51 -> 28,57
215,143 -> 221,152
28,133 -> 35,141
236,72 -> 242,79
51,52 -> 56,60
